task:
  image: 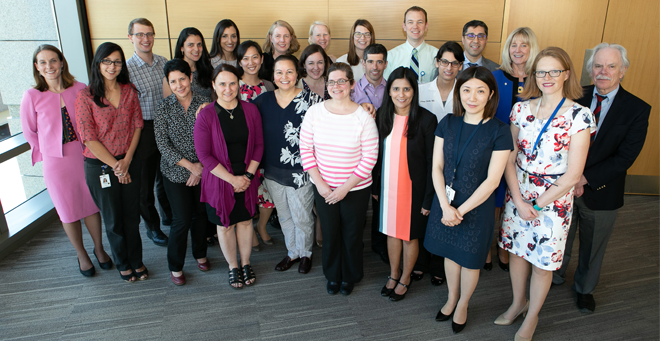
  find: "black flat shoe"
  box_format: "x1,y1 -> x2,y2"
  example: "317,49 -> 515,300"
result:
78,260 -> 95,277
483,262 -> 493,271
452,320 -> 466,333
389,281 -> 411,302
381,276 -> 399,297
93,248 -> 113,270
340,282 -> 354,296
431,276 -> 444,286
327,281 -> 340,295
499,261 -> 510,272
411,271 -> 424,281
435,309 -> 453,321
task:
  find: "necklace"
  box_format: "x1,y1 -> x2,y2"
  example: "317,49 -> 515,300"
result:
224,105 -> 236,119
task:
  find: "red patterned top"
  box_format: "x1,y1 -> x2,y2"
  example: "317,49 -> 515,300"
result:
75,83 -> 144,158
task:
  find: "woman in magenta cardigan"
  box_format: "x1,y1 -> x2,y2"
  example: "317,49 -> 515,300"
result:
20,44 -> 112,277
194,64 -> 263,290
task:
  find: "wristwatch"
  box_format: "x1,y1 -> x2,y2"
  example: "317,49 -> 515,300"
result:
531,199 -> 543,211
244,172 -> 255,180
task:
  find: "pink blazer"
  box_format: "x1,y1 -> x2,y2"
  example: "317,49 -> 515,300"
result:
20,81 -> 86,165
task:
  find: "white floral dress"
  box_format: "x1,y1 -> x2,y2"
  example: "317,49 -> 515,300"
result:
499,100 -> 595,270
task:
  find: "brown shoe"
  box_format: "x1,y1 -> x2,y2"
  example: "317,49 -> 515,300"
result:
197,260 -> 211,272
298,257 -> 312,274
171,272 -> 186,286
275,256 -> 299,271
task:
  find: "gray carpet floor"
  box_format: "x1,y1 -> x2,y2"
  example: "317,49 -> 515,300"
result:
0,195 -> 657,341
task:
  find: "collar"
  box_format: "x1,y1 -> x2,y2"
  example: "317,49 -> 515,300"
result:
592,85 -> 619,102
405,40 -> 427,52
463,53 -> 484,66
429,77 -> 457,93
129,52 -> 160,67
358,75 -> 386,90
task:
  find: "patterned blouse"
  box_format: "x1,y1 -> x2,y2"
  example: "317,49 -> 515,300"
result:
252,88 -> 323,188
301,78 -> 331,100
239,80 -> 268,102
154,93 -> 211,183
75,83 -> 144,158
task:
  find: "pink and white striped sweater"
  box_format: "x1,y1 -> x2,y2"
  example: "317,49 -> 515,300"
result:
300,102 -> 379,191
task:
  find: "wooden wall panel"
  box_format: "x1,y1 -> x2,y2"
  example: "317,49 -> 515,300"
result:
602,0 -> 659,176
85,0 -> 169,39
505,0 -> 608,75
92,39 -> 171,60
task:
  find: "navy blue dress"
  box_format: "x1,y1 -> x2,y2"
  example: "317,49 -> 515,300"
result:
424,114 -> 513,269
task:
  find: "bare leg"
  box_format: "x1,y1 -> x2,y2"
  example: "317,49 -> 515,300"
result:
83,213 -> 110,263
386,236 -> 402,290
257,207 -> 273,242
517,265 -> 551,339
236,220 -> 254,284
217,224 -> 239,269
442,258 -> 461,315
395,239 -> 419,294
62,220 -> 93,270
453,267 -> 480,324
500,253 -> 531,320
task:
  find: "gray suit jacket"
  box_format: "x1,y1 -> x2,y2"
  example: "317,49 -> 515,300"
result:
481,57 -> 500,72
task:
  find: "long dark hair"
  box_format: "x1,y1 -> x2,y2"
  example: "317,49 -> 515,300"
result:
298,44 -> 331,78
89,42 -> 132,108
209,19 -> 240,61
174,27 -> 213,89
377,66 -> 421,139
452,66 -> 499,119
236,40 -> 263,78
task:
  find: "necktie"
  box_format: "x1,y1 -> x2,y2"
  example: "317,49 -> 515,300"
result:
467,63 -> 478,68
410,48 -> 419,81
591,94 -> 606,141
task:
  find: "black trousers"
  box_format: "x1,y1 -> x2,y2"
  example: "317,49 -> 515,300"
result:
315,186 -> 370,283
370,196 -> 388,254
162,177 -> 208,272
137,120 -> 172,232
84,157 -> 143,271
415,234 -> 446,278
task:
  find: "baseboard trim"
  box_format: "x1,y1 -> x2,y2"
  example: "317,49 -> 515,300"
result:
625,175 -> 659,195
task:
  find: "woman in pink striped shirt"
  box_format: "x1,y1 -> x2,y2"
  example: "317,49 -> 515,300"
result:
300,62 -> 379,296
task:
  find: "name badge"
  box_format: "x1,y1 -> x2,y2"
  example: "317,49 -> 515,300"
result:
445,185 -> 455,205
100,174 -> 111,188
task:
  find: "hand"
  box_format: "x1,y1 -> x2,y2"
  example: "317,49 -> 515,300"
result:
316,182 -> 333,199
186,173 -> 201,187
325,185 -> 348,204
576,174 -> 588,187
360,103 -> 376,119
575,184 -> 584,197
231,175 -> 250,193
440,205 -> 462,226
421,208 -> 430,216
113,158 -> 131,176
196,102 -> 210,117
516,201 -> 539,221
189,162 -> 203,178
372,194 -> 379,201
118,172 -> 132,185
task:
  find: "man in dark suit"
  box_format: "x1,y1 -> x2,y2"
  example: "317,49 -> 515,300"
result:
460,20 -> 499,72
553,43 -> 651,313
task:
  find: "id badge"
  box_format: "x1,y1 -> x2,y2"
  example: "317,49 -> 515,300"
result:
445,185 -> 455,205
100,174 -> 111,188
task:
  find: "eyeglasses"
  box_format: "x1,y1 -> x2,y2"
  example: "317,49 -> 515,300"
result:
132,32 -> 155,39
464,33 -> 487,41
534,70 -> 566,78
327,79 -> 350,86
439,59 -> 462,68
353,32 -> 372,39
101,59 -> 122,67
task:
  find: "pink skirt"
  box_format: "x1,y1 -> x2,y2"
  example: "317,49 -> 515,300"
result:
42,141 -> 99,223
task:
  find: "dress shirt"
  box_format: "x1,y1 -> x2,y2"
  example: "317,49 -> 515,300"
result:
463,53 -> 485,69
462,53 -> 499,71
384,41 -> 439,83
154,93 -> 211,183
336,54 -> 365,82
418,78 -> 455,123
127,52 -> 168,121
590,85 -> 619,138
351,75 -> 386,110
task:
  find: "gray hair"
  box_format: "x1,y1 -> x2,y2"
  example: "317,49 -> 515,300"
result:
586,43 -> 630,70
308,21 -> 331,46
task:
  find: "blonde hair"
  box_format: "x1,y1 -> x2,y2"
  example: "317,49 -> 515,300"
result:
500,27 -> 539,76
308,21 -> 331,47
263,20 -> 300,55
520,47 -> 583,101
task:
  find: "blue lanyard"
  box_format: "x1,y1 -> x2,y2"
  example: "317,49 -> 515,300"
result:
363,88 -> 375,106
450,117 -> 483,187
530,97 -> 566,157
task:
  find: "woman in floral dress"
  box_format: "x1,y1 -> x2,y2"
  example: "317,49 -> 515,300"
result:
496,47 -> 594,341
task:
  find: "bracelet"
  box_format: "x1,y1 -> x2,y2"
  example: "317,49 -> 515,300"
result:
532,199 -> 543,211
244,172 -> 255,180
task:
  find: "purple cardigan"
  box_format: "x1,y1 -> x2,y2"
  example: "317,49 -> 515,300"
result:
194,100 -> 263,227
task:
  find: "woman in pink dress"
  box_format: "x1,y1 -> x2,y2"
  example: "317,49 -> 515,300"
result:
20,45 -> 112,277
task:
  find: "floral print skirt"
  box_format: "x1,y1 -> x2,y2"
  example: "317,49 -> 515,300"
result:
257,169 -> 275,209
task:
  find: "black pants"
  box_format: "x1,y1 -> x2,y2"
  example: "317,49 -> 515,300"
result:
84,157 -> 143,271
163,177 -> 208,272
137,120 -> 172,232
415,234 -> 446,278
314,186 -> 370,283
370,196 -> 388,254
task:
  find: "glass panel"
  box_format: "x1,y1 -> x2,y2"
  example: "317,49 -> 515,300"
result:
0,148 -> 46,213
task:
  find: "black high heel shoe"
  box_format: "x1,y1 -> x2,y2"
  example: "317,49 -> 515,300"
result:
499,261 -> 510,272
431,276 -> 444,286
435,308 -> 453,321
93,248 -> 113,270
381,276 -> 399,297
78,259 -> 95,277
389,280 -> 411,301
452,320 -> 467,334
411,271 -> 424,281
483,262 -> 493,271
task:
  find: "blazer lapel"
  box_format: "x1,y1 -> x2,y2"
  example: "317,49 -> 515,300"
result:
593,86 -> 629,145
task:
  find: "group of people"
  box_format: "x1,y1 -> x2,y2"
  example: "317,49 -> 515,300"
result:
20,6 -> 650,341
